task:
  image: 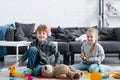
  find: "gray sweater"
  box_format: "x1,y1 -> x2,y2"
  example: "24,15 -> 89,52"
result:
81,42 -> 105,64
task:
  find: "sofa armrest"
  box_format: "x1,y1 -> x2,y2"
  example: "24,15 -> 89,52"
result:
5,28 -> 14,41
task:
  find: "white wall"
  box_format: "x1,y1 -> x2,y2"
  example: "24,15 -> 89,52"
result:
0,0 -> 98,27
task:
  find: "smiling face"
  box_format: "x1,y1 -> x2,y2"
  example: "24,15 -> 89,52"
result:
36,31 -> 48,42
35,24 -> 49,42
86,28 -> 98,45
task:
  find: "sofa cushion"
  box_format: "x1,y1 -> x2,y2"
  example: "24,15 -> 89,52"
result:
65,27 -> 87,37
56,27 -> 75,41
15,22 -> 35,41
69,41 -> 83,53
99,41 -> 120,52
57,26 -> 65,34
97,28 -> 114,41
114,28 -> 120,41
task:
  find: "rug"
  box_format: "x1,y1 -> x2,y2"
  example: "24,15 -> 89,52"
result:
0,66 -> 119,80
0,67 -> 90,80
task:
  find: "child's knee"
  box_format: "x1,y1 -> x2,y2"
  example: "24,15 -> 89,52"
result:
28,47 -> 38,53
88,64 -> 99,73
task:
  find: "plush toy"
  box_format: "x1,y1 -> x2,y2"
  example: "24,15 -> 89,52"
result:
75,34 -> 87,42
41,64 -> 83,79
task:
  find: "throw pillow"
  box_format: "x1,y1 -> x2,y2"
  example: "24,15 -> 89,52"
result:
57,26 -> 65,34
15,22 -> 35,41
97,28 -> 114,40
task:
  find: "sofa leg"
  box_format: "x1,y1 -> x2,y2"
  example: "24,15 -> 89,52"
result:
64,54 -> 70,65
71,53 -> 75,64
0,56 -> 4,61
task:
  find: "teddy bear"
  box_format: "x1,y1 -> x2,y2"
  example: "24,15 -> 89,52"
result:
41,64 -> 83,79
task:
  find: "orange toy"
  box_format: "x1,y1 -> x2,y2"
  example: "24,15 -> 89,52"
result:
9,66 -> 19,77
90,72 -> 102,80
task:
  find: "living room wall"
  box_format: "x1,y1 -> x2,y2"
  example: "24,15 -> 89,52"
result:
0,0 -> 99,27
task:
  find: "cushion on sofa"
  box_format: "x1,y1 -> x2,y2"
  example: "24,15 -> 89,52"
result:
65,27 -> 87,37
97,28 -> 114,41
114,28 -> 120,41
57,26 -> 65,34
15,22 -> 35,41
55,27 -> 74,41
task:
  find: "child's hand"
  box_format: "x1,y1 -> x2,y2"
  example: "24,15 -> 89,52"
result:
83,57 -> 92,62
14,62 -> 19,67
80,53 -> 84,59
88,58 -> 92,62
11,62 -> 19,68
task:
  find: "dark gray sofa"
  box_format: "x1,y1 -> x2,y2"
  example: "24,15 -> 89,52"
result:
2,26 -> 120,65
50,27 -> 120,64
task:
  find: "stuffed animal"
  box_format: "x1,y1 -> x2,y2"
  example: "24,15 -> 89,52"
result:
41,64 -> 83,79
75,34 -> 87,42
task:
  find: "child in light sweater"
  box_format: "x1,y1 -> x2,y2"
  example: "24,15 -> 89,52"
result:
72,28 -> 105,73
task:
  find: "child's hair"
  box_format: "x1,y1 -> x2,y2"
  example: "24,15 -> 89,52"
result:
86,28 -> 99,55
35,24 -> 49,36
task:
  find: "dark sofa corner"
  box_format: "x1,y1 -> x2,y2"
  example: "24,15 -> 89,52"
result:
2,26 -> 120,65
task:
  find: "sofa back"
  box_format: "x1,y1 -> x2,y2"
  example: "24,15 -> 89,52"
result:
50,27 -> 117,42
97,28 -> 116,41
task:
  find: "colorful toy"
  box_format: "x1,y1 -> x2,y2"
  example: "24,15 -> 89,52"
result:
85,72 -> 91,77
90,72 -> 102,80
21,69 -> 33,80
9,77 -> 18,80
84,57 -> 89,61
102,75 -> 109,79
102,73 -> 110,79
27,76 -> 33,80
112,73 -> 120,79
9,66 -> 19,77
9,66 -> 33,80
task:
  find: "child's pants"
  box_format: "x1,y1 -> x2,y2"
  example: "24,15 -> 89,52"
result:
72,62 -> 99,73
27,47 -> 42,76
